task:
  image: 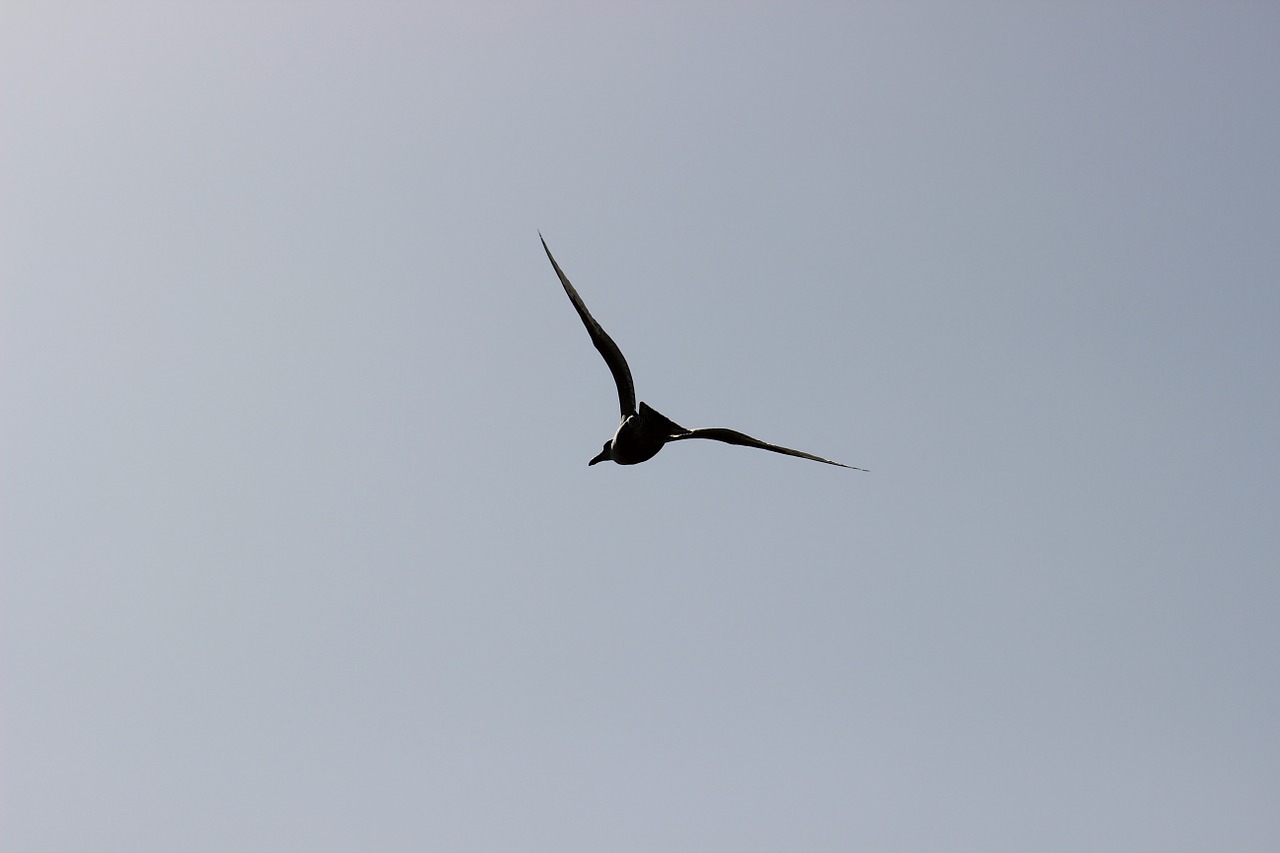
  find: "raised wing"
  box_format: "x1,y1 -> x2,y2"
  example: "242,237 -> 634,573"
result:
541,234 -> 637,419
672,427 -> 866,470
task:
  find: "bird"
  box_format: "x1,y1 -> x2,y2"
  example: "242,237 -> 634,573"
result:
541,234 -> 866,471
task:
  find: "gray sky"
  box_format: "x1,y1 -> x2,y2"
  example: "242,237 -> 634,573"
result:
4,2 -> 1278,850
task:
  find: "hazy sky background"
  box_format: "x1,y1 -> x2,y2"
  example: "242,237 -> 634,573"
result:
4,2 -> 1279,850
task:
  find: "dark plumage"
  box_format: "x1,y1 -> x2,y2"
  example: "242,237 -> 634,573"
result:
542,234 -> 865,471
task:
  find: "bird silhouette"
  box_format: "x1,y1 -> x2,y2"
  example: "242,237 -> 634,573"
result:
541,234 -> 865,471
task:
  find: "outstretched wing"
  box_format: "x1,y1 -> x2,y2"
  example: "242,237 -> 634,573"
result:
541,234 -> 636,419
671,427 -> 866,470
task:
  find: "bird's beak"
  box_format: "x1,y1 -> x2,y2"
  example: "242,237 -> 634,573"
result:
588,449 -> 610,466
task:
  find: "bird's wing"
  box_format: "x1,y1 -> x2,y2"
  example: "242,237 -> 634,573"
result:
670,427 -> 866,470
541,235 -> 636,419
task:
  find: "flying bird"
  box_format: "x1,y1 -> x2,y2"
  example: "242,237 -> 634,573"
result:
541,234 -> 865,471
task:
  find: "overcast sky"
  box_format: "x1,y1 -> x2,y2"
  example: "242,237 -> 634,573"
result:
4,2 -> 1279,850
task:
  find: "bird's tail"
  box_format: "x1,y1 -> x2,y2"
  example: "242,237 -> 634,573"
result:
638,402 -> 688,437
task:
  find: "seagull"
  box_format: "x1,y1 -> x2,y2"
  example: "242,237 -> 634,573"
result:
541,234 -> 866,471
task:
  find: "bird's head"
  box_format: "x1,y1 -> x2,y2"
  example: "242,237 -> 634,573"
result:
588,442 -> 612,466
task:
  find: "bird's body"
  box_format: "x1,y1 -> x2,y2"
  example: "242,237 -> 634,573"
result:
596,402 -> 687,466
541,234 -> 865,471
